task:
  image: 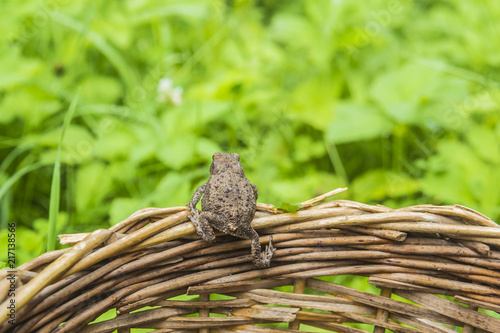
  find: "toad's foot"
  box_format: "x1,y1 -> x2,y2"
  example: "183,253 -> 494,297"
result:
252,236 -> 275,268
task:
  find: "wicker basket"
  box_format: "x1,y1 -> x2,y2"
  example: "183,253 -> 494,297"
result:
2,189 -> 500,332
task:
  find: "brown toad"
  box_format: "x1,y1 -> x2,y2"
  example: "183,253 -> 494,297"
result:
187,152 -> 274,268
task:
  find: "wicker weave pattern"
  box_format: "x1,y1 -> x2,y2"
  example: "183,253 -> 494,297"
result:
1,190 -> 500,332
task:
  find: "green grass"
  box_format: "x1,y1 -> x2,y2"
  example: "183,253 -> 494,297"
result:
47,91 -> 79,251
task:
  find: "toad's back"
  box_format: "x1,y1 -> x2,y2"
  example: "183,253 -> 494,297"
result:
199,152 -> 258,238
201,172 -> 257,235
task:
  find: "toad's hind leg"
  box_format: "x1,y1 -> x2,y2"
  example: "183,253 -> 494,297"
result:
249,229 -> 275,268
190,211 -> 216,243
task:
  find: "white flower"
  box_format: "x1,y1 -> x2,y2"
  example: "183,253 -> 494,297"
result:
157,78 -> 183,105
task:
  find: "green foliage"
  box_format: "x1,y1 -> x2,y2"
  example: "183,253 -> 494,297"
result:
1,0 -> 499,269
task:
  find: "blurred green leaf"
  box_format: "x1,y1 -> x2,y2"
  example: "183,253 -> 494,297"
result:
157,136 -> 196,170
270,13 -> 315,47
369,64 -> 439,124
292,78 -> 337,130
93,126 -> 136,160
110,197 -> 145,225
37,124 -> 95,165
0,52 -> 43,89
325,104 -> 393,144
153,172 -> 192,207
269,173 -> 345,204
52,13 -> 137,90
0,163 -> 46,203
419,140 -> 483,207
196,138 -> 222,161
80,75 -> 123,104
176,101 -> 232,126
75,162 -> 112,216
293,135 -> 326,163
466,124 -> 500,164
352,169 -> 419,203
0,85 -> 61,127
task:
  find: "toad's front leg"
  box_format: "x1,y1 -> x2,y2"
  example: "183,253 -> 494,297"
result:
187,184 -> 215,242
187,184 -> 205,213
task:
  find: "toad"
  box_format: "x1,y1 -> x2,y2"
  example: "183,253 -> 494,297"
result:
187,152 -> 274,268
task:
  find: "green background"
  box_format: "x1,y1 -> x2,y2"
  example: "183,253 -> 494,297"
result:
1,0 -> 500,267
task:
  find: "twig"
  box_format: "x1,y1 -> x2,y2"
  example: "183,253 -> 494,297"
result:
299,187 -> 348,208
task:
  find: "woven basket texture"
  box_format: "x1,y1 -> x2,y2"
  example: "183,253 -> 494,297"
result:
2,190 -> 500,333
